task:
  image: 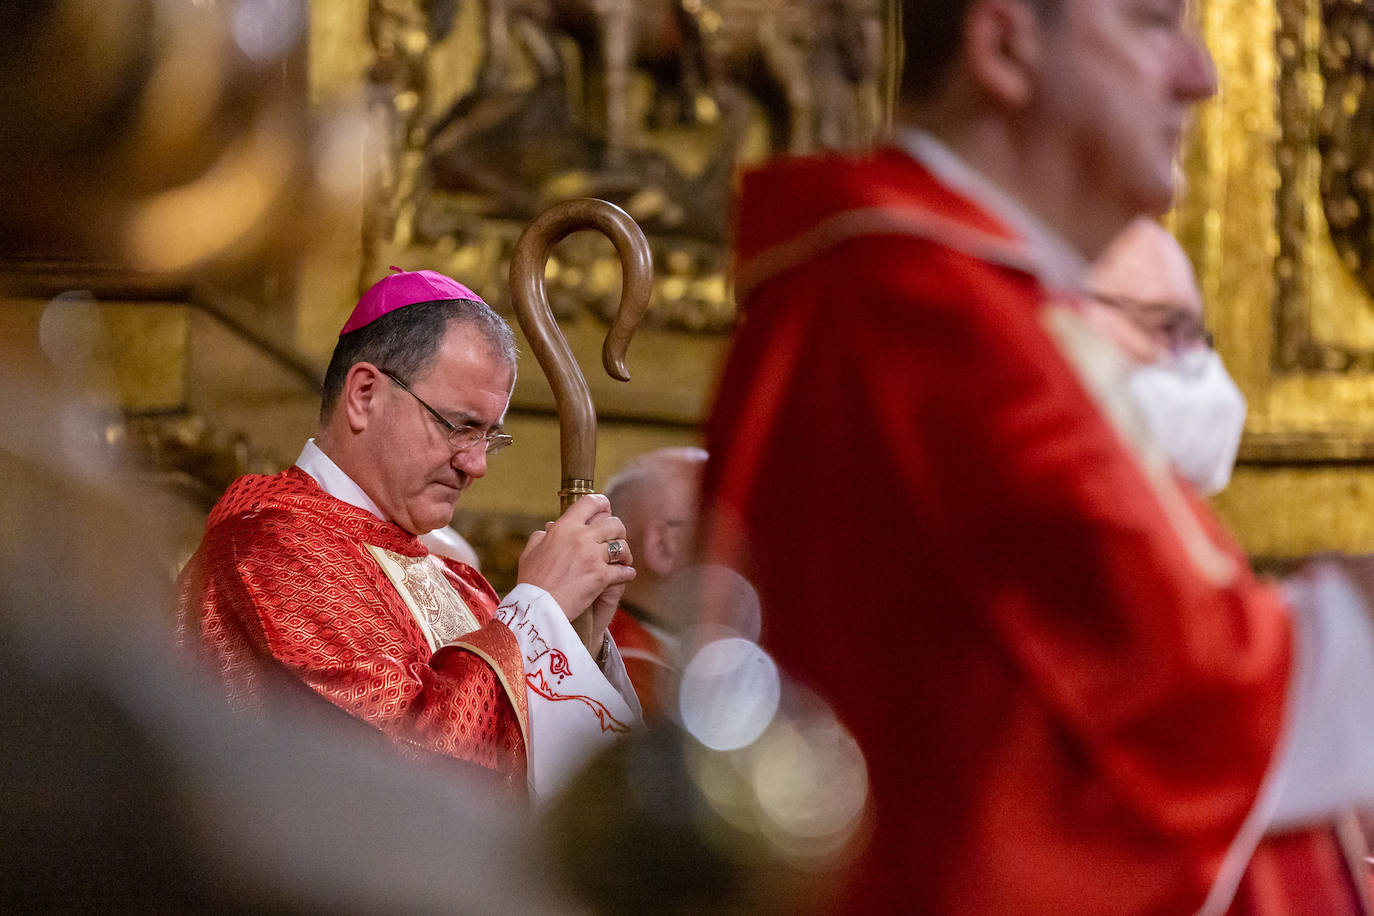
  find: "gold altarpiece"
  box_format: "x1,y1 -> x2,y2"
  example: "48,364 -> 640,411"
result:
318,0 -> 1374,565
1172,0 -> 1374,561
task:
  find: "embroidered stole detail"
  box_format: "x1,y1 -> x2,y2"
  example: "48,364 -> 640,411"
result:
366,545 -> 481,651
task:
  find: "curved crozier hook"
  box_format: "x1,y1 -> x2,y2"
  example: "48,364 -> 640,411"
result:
509,198 -> 654,510
597,205 -> 654,382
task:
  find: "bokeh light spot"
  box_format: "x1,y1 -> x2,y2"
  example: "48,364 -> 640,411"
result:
679,638 -> 780,751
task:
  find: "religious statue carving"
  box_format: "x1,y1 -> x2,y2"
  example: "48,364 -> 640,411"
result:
473,0 -> 882,162
365,0 -> 888,333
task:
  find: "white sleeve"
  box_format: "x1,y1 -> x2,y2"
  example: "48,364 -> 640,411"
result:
1268,561 -> 1374,826
494,584 -> 642,800
1199,560 -> 1374,915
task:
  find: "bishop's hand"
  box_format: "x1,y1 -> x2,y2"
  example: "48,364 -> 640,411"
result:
517,494 -> 635,653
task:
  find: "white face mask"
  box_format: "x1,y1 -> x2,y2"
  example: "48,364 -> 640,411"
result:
1127,347 -> 1247,496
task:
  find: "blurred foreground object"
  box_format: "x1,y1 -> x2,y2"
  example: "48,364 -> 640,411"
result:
0,359 -> 570,915
547,634 -> 870,915
698,0 -> 1374,912
0,0 -> 361,531
0,0 -> 348,278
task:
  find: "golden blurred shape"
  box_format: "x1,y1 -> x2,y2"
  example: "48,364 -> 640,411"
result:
130,8 -> 230,176
124,119 -> 294,273
749,718 -> 868,861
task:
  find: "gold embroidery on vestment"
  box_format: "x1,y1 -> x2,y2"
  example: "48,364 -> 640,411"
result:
367,545 -> 481,651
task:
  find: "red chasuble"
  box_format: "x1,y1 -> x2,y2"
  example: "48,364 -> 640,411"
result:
704,148 -> 1298,914
178,468 -> 529,786
607,608 -> 673,719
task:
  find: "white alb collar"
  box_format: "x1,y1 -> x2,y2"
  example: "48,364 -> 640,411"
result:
295,439 -> 387,521
894,128 -> 1089,292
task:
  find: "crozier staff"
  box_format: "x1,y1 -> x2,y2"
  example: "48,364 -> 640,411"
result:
704,0 -> 1374,912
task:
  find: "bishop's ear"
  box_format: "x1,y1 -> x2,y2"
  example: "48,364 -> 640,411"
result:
964,0 -> 1043,109
643,518 -> 683,579
341,361 -> 383,433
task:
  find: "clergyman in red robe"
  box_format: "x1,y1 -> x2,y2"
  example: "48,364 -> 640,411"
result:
603,447 -> 709,717
703,1 -> 1374,912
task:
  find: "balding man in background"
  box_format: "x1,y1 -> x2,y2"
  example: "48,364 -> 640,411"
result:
1083,216 -> 1247,497
604,447 -> 708,717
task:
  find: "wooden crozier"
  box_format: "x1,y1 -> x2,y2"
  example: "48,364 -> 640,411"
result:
509,198 -> 653,638
510,198 -> 653,511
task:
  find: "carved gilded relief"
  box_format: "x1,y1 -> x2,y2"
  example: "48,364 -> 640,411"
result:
1175,0 -> 1374,556
362,0 -> 889,333
1312,2 -> 1374,322
1273,0 -> 1374,373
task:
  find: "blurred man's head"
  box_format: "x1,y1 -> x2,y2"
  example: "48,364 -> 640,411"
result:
604,448 -> 708,612
1083,217 -> 1245,495
1084,216 -> 1208,363
900,0 -> 1216,256
317,271 -> 518,535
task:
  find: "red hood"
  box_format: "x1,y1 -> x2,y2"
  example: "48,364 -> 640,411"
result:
730,147 -> 1046,311
206,466 -> 427,558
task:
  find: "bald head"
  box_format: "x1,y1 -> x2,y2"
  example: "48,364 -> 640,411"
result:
1090,218 -> 1201,314
1084,218 -> 1204,363
604,448 -> 707,598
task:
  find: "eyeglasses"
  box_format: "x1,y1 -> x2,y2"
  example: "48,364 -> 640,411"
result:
1082,290 -> 1214,354
380,370 -> 514,454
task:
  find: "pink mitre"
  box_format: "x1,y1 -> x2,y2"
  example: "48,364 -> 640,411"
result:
340,267 -> 486,335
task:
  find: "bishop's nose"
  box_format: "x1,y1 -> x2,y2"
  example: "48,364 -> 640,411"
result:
453,443 -> 488,480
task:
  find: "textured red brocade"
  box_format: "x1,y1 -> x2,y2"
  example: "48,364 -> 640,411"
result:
706,149 -> 1301,914
178,468 -> 527,786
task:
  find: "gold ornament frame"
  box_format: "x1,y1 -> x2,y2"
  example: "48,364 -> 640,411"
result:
1179,0 -> 1374,557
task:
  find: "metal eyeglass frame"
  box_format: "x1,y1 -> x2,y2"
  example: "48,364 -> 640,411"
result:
380,369 -> 514,454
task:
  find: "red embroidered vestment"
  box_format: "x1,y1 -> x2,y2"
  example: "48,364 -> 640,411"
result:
178,468 -> 529,784
705,148 -> 1299,914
